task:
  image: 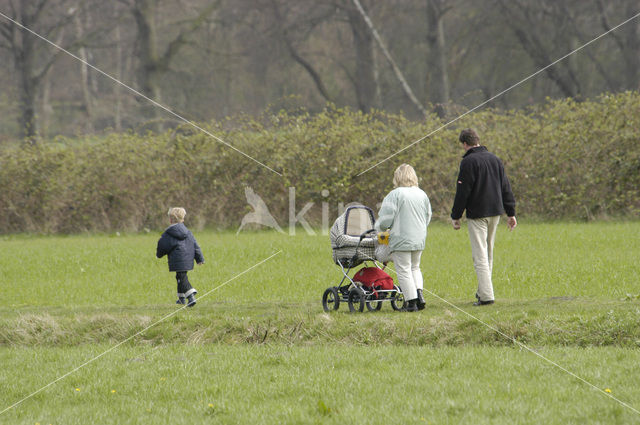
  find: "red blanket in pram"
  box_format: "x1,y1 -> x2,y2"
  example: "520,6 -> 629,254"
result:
352,267 -> 394,291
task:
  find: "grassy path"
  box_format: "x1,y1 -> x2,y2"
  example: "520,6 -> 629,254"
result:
0,222 -> 639,423
1,298 -> 640,347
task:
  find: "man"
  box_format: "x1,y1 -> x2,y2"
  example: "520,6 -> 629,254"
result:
451,128 -> 516,306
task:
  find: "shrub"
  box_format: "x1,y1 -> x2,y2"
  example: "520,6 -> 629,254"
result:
0,92 -> 638,233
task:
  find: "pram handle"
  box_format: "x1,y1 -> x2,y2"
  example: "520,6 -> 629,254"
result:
359,228 -> 377,241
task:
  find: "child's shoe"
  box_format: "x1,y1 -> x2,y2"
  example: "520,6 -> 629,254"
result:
176,297 -> 186,305
187,294 -> 197,307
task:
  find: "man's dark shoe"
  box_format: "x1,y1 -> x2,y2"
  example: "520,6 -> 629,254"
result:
473,299 -> 494,306
405,299 -> 418,312
416,289 -> 426,311
187,294 -> 197,307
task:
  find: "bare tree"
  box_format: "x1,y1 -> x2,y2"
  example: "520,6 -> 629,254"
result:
120,0 -> 218,129
0,0 -> 76,141
558,2 -> 617,93
348,0 -> 426,116
497,0 -> 583,99
2,0 -> 639,138
269,0 -> 335,102
596,0 -> 640,91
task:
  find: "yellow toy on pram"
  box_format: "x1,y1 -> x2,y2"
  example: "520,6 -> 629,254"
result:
375,230 -> 392,264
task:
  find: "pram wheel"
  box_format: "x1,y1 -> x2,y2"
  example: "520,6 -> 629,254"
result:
348,287 -> 365,313
322,287 -> 340,312
366,297 -> 383,311
391,292 -> 406,311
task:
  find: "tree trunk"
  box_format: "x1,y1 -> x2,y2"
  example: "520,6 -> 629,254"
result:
39,28 -> 65,139
623,1 -> 640,90
18,73 -> 38,142
13,30 -> 38,142
114,23 -> 123,132
131,0 -> 162,128
346,1 -> 376,113
41,68 -> 53,138
74,8 -> 94,133
372,45 -> 382,108
426,0 -> 449,117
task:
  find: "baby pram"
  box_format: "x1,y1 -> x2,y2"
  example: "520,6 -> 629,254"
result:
322,205 -> 405,312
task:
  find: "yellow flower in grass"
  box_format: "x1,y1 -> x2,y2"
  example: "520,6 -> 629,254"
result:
208,403 -> 214,408
605,388 -> 612,393
111,390 -> 116,393
75,388 -> 80,392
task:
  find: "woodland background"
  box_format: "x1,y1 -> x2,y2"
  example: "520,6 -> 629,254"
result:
0,0 -> 638,139
0,0 -> 638,232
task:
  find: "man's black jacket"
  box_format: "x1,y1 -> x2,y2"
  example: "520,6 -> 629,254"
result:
451,146 -> 516,220
156,222 -> 205,272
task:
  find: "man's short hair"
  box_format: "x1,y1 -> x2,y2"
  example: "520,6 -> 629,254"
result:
459,128 -> 480,145
168,207 -> 186,223
393,163 -> 419,188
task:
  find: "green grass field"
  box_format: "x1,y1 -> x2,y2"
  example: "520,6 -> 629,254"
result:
1,222 -> 639,424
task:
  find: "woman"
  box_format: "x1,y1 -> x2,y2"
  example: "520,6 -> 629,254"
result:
375,164 -> 432,312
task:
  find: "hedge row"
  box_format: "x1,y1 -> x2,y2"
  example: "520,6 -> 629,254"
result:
0,92 -> 638,233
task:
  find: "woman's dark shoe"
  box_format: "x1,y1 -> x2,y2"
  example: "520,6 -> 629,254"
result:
187,294 -> 197,307
416,289 -> 426,310
176,297 -> 186,305
473,299 -> 494,306
405,299 -> 418,312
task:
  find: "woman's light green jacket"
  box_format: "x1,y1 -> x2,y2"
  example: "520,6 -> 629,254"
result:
375,186 -> 432,252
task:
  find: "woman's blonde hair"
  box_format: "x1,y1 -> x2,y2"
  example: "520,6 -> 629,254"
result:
168,207 -> 186,223
393,164 -> 419,187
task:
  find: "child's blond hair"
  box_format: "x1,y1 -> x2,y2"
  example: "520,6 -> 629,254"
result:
168,207 -> 186,223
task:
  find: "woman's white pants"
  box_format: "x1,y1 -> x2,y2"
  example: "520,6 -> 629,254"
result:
391,250 -> 423,301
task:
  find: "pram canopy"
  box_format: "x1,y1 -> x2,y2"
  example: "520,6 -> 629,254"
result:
330,205 -> 376,266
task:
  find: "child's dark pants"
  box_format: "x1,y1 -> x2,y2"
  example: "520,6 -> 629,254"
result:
176,271 -> 196,298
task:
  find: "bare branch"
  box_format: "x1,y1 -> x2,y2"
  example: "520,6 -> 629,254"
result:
43,9 -> 76,40
34,29 -> 67,82
8,0 -> 18,20
270,0 -> 333,102
559,2 -> 616,91
595,0 -> 626,51
351,0 -> 427,116
32,0 -> 52,24
0,22 -> 12,42
159,0 -> 219,67
497,0 -> 579,98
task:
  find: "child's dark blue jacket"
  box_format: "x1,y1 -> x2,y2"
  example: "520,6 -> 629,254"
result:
156,223 -> 205,272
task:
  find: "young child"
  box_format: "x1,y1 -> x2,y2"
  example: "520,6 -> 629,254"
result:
156,207 -> 205,306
